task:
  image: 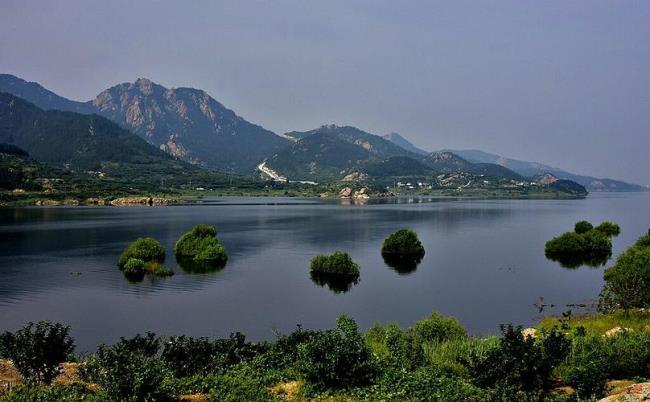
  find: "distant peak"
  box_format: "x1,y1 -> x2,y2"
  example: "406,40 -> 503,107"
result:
134,78 -> 154,94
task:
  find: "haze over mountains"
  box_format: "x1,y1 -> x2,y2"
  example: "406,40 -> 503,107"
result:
0,73 -> 645,192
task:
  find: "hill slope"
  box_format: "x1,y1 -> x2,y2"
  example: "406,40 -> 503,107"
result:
0,74 -> 95,114
382,132 -> 428,155
265,125 -> 418,181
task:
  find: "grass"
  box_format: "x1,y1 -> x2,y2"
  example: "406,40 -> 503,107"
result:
537,309 -> 650,335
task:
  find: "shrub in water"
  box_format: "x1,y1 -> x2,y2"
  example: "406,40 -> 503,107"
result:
381,229 -> 426,256
174,224 -> 228,269
595,221 -> 621,237
297,315 -> 376,389
574,220 -> 594,234
545,221 -> 619,268
122,258 -> 145,280
118,237 -> 165,269
309,251 -> 360,278
0,321 -> 74,384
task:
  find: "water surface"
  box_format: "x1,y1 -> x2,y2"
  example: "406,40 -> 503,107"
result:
1,193 -> 648,351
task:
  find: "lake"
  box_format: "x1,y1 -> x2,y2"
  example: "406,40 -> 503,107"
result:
1,193 -> 649,351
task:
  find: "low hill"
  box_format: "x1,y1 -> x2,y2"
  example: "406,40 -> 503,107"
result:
445,149 -> 646,192
265,125 -> 418,181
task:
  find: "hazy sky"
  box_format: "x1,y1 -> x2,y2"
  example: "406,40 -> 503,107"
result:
1,1 -> 648,183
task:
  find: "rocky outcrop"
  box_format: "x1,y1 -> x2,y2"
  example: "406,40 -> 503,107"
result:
599,382 -> 650,401
341,171 -> 368,182
339,187 -> 353,198
109,197 -> 178,206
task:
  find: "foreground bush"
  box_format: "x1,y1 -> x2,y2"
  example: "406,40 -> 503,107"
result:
600,229 -> 650,311
466,325 -> 570,395
574,220 -> 594,234
297,316 -> 376,389
0,321 -> 74,384
174,224 -> 228,270
309,251 -> 360,278
117,237 -> 166,269
81,333 -> 173,401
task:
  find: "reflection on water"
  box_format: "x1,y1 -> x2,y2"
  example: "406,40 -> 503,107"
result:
382,254 -> 423,275
310,271 -> 359,294
0,194 -> 649,351
176,256 -> 227,274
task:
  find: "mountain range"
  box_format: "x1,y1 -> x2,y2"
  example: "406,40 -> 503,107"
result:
0,74 -> 288,173
379,132 -> 645,192
0,73 -> 645,192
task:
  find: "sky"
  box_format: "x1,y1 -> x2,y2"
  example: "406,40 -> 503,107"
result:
1,1 -> 648,184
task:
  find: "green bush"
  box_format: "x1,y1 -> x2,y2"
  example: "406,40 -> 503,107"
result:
563,335 -> 609,398
410,312 -> 467,345
466,325 -> 570,394
297,316 -> 376,389
381,229 -> 426,259
601,241 -> 650,310
122,258 -> 145,280
595,221 -> 621,237
149,263 -> 174,277
635,229 -> 650,248
174,224 -> 228,268
256,325 -> 318,370
309,251 -> 360,278
574,220 -> 594,234
118,237 -> 166,269
0,321 -> 74,384
161,333 -> 263,378
81,333 -> 173,401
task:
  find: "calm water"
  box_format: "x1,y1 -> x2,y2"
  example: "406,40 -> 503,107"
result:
1,193 -> 649,351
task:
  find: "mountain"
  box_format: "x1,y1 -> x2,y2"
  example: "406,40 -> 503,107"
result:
421,151 -> 523,180
382,132 -> 428,155
91,78 -> 289,172
0,74 -> 95,114
0,92 -> 242,192
445,149 -> 646,192
0,74 -> 289,173
264,125 -> 418,181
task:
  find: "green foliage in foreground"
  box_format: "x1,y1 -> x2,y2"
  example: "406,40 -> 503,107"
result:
600,228 -> 650,311
4,311 -> 650,401
545,220 -> 620,268
309,251 -> 360,278
0,322 -> 74,384
174,224 -> 228,269
117,237 -> 166,269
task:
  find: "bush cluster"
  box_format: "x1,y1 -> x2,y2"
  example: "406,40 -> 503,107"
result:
174,224 -> 228,270
545,220 -> 620,268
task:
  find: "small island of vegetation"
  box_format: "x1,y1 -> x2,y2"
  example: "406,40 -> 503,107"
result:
309,251 -> 360,293
117,237 -> 173,281
381,229 -> 426,273
174,224 -> 228,273
545,220 -> 620,268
